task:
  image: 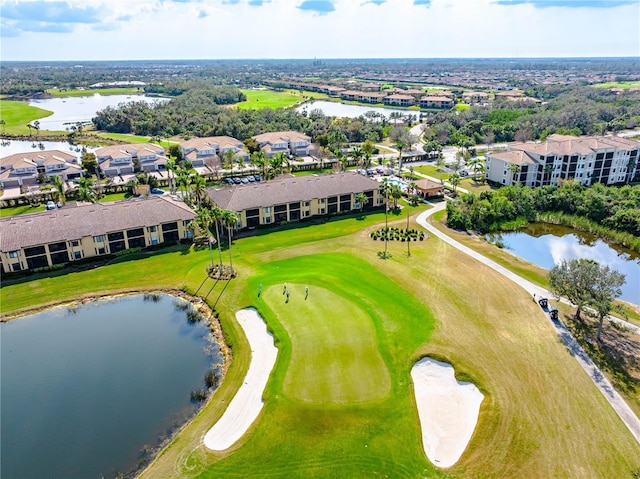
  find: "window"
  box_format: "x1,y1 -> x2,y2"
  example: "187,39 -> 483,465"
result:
12,263 -> 22,272
263,207 -> 271,213
74,251 -> 82,259
319,208 -> 325,214
94,235 -> 105,243
9,251 -> 19,258
148,225 -> 157,233
303,201 -> 310,207
97,247 -> 106,255
265,217 -> 271,224
318,198 -> 325,204
71,240 -> 80,247
151,236 -> 159,245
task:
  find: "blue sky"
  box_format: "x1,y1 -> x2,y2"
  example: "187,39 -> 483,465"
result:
1,0 -> 638,61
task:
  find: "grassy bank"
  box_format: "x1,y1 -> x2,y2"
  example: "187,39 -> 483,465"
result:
2,207 -> 639,478
236,89 -> 328,110
46,88 -> 142,97
0,99 -> 54,135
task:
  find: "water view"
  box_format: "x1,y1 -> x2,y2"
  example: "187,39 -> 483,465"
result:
0,293 -> 222,479
29,94 -> 168,131
297,100 -> 421,119
488,224 -> 639,305
0,139 -> 91,157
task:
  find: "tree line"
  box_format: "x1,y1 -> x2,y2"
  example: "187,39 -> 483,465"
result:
445,181 -> 640,251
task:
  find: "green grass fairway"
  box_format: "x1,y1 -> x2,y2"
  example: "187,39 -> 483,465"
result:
3,208 -> 640,479
592,81 -> 640,89
263,282 -> 391,403
236,89 -> 328,110
46,88 -> 141,97
0,99 -> 53,135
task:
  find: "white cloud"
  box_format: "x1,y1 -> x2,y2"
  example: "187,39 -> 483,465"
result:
0,0 -> 637,59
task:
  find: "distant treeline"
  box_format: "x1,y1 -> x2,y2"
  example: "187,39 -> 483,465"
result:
92,87 -> 386,143
446,182 -> 640,251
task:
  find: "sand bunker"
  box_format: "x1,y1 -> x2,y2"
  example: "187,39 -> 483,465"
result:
204,308 -> 278,451
411,358 -> 484,468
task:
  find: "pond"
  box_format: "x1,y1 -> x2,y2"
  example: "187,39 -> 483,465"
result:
487,224 -> 640,305
296,100 -> 421,119
0,293 -> 222,479
0,139 -> 92,157
29,94 -> 169,131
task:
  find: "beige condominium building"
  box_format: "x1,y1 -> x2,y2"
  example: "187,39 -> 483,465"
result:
485,134 -> 640,187
0,195 -> 195,273
206,172 -> 384,229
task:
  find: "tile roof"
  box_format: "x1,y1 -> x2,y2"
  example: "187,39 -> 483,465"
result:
1,150 -> 78,167
489,150 -> 537,166
252,131 -> 311,145
0,195 -> 195,252
95,143 -> 165,160
510,135 -> 639,157
180,136 -> 244,152
207,172 -> 380,211
414,179 -> 444,191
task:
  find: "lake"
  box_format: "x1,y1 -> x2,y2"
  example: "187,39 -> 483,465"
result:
487,224 -> 640,305
297,100 -> 421,119
0,139 -> 91,157
29,94 -> 168,131
0,293 -> 222,479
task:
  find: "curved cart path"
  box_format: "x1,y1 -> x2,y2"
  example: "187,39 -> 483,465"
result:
417,202 -> 640,444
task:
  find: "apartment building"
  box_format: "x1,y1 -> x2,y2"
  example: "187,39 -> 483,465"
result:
485,134 -> 640,187
251,131 -> 313,157
0,195 -> 195,273
0,150 -> 83,188
95,143 -> 167,176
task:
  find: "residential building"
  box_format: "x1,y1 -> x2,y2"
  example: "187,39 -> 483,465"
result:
0,195 -> 195,273
462,91 -> 489,105
485,134 -> 640,187
251,131 -> 313,157
180,136 -> 249,169
419,96 -> 454,109
339,90 -> 361,101
383,94 -> 415,107
358,92 -> 387,104
206,172 -> 383,229
95,143 -> 166,177
0,150 -> 83,188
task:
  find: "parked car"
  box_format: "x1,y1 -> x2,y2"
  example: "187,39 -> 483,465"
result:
225,178 -> 234,184
254,175 -> 261,182
46,201 -> 57,210
241,177 -> 249,184
233,177 -> 242,184
247,175 -> 255,182
150,188 -> 165,194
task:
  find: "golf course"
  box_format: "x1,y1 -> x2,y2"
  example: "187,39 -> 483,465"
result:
2,205 -> 639,478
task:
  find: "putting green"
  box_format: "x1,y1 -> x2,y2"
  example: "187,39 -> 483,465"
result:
262,283 -> 391,403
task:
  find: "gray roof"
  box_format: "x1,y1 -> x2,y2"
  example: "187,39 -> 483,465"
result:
207,172 -> 380,211
0,196 -> 195,252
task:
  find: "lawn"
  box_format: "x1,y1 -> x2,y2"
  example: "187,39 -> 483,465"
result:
591,81 -> 640,89
0,99 -> 54,135
46,88 -> 142,97
236,88 -> 328,110
0,203 -> 46,217
94,132 -> 153,143
2,208 -> 639,479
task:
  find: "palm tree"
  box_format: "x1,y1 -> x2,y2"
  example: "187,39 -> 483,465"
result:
211,205 -> 225,267
380,179 -> 392,258
222,209 -> 239,273
250,150 -> 268,179
449,173 -> 461,195
222,149 -> 236,172
32,120 -> 40,140
626,158 -> 637,185
191,174 -> 207,207
350,146 -> 364,169
268,152 -> 286,179
51,175 -> 66,204
507,163 -> 521,185
355,192 -> 368,212
192,207 -> 215,267
165,158 -> 177,194
394,138 -> 408,175
389,184 -> 402,209
75,176 -> 96,203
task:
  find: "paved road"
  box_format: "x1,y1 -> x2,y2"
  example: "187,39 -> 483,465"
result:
416,202 -> 640,444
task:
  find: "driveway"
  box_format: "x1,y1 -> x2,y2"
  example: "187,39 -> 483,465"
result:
416,202 -> 640,444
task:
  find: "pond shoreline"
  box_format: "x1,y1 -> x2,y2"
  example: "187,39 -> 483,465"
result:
1,287 -> 232,479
